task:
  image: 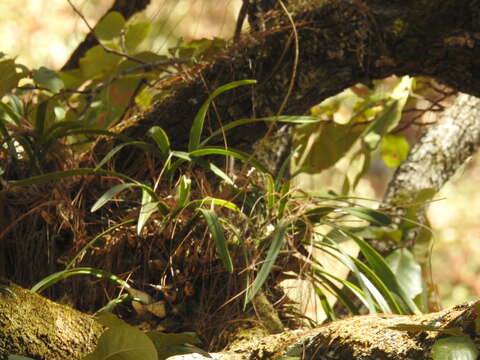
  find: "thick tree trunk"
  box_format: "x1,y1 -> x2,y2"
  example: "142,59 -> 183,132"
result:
113,0 -> 480,155
0,282 -> 102,359
385,93 -> 480,205
2,280 -> 476,360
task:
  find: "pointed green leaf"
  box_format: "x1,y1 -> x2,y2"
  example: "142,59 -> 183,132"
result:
188,80 -> 256,152
199,209 -> 233,273
148,126 -> 170,157
91,183 -> 137,212
244,219 -> 289,306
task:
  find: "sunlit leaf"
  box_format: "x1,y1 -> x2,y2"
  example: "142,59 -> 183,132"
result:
82,324 -> 157,360
137,189 -> 156,234
200,209 -> 233,273
244,219 -> 289,306
381,134 -> 409,167
31,267 -> 131,294
431,336 -> 479,360
385,249 -> 422,300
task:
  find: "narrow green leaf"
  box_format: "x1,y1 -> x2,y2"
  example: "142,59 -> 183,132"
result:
175,175 -> 191,210
199,209 -> 233,273
95,141 -> 159,170
244,219 -> 289,306
67,219 -> 136,269
187,197 -> 241,213
200,115 -> 321,147
31,267 -> 131,294
91,183 -> 137,212
341,207 -> 392,226
148,126 -> 171,157
188,80 -> 256,152
8,168 -> 137,187
137,189 -> 156,234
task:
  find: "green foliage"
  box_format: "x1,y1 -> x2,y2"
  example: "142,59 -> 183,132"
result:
83,313 -> 210,360
431,337 -> 479,360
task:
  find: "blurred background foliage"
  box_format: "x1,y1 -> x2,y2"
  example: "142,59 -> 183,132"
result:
1,0 -> 478,311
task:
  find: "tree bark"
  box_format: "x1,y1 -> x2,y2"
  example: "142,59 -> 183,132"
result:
385,93 -> 480,205
2,280 -> 476,360
0,282 -> 102,360
114,0 -> 480,155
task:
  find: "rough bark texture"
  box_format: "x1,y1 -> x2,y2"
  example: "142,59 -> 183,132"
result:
0,282 -> 103,360
385,93 -> 480,204
113,0 -> 480,156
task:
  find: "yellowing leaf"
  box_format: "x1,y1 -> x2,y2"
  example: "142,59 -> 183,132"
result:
381,134 -> 409,167
0,59 -> 22,98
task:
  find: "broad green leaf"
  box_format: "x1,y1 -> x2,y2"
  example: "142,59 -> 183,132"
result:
294,121 -> 366,173
82,324 -> 157,360
8,356 -> 36,359
0,59 -> 22,98
188,80 -> 256,152
125,21 -> 152,53
431,336 -> 479,360
96,312 -> 130,328
385,249 -> 422,300
148,126 -> 170,157
200,209 -> 233,273
363,100 -> 399,150
381,134 -> 409,167
94,11 -> 125,41
31,267 -> 131,293
80,45 -> 121,78
32,67 -> 64,93
58,68 -> 85,89
244,219 -> 289,306
146,331 -> 211,360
